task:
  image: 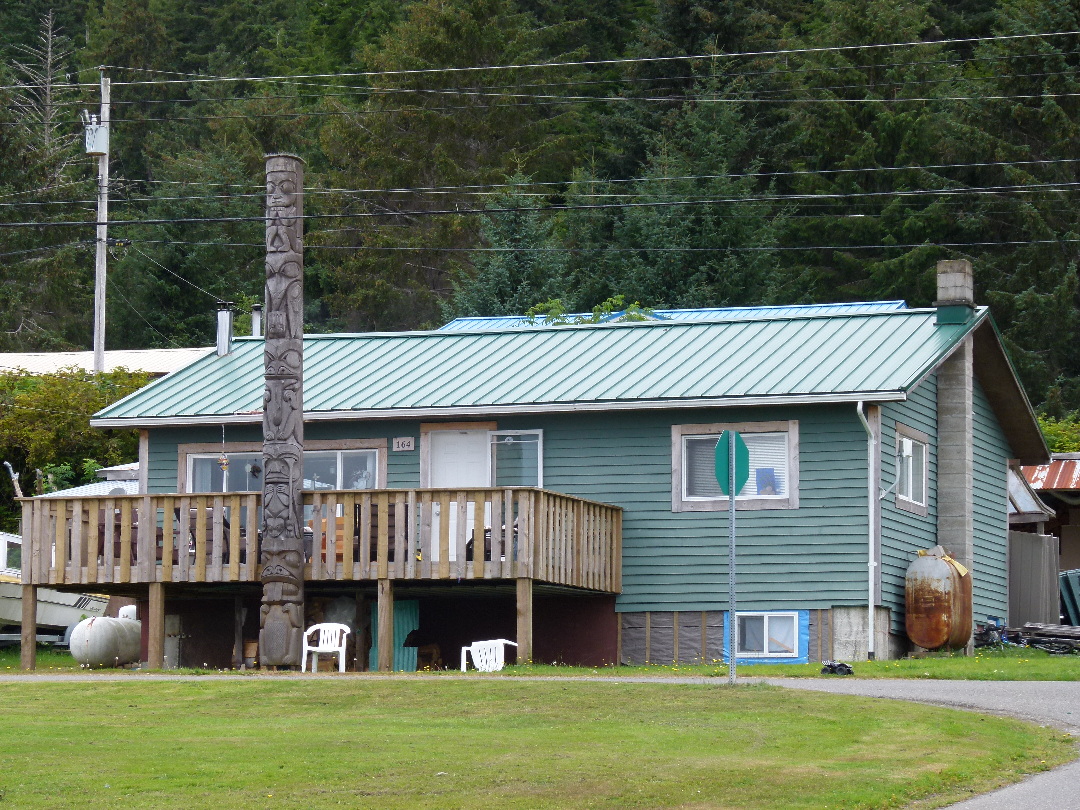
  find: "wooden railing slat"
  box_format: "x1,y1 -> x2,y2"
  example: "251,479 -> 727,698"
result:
177,496 -> 191,581
393,493 -> 406,579
193,495 -> 207,582
70,500 -> 85,585
453,492 -> 467,579
228,495 -> 241,582
161,496 -> 174,583
419,492 -> 432,579
376,492 -> 389,579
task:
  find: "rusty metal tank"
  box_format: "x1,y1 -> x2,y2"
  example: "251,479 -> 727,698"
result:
905,545 -> 972,650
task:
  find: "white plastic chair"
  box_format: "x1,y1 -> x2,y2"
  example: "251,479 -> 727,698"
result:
301,622 -> 351,673
460,638 -> 518,672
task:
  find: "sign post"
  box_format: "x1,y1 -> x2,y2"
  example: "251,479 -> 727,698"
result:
716,430 -> 748,685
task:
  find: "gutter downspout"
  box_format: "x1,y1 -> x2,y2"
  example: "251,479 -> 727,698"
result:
856,401 -> 877,660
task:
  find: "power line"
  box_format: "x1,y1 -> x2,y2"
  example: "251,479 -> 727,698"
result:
36,61 -> 1080,110
126,243 -> 232,303
0,240 -> 90,259
3,180 -> 1080,229
93,31 -> 1080,86
106,275 -> 186,349
7,156 -> 1079,210
4,30 -> 1076,93
129,236 -> 1080,253
10,86 -> 1073,128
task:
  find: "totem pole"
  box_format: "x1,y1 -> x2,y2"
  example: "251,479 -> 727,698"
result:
259,154 -> 305,667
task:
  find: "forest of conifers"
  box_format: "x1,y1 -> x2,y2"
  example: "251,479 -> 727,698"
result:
1,0 -> 1079,418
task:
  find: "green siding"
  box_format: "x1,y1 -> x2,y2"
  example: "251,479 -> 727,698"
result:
880,375 -> 938,634
503,406 -> 871,614
150,406 -> 874,614
972,377 -> 1011,622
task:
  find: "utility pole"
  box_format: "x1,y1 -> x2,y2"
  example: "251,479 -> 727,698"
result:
83,68 -> 110,373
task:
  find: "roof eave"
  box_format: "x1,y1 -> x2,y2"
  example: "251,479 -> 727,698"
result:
90,389 -> 910,429
970,316 -> 1049,465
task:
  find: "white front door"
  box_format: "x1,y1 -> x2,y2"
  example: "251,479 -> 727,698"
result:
429,430 -> 490,488
428,430 -> 490,561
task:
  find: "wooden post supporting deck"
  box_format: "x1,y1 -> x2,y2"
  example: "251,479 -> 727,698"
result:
21,584 -> 37,671
355,593 -> 368,671
232,596 -> 245,670
147,582 -> 165,669
516,577 -> 533,664
377,579 -> 394,672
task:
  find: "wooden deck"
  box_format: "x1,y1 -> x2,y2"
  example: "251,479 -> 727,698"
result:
20,488 -> 622,593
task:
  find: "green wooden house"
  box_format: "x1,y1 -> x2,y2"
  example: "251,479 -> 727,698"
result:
18,260 -> 1046,669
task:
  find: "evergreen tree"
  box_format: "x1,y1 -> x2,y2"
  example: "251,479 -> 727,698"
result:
0,14 -> 94,351
558,77 -> 784,310
449,178 -> 567,318
318,0 -> 587,330
949,0 -> 1080,407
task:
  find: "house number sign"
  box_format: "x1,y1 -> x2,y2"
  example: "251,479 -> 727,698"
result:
393,437 -> 415,452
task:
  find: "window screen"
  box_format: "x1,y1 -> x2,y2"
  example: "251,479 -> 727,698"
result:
491,432 -> 541,487
684,432 -> 788,499
898,436 -> 927,505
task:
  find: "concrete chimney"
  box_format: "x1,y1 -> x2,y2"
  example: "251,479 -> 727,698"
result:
251,304 -> 263,337
935,259 -> 975,324
934,259 -> 975,649
216,302 -> 234,356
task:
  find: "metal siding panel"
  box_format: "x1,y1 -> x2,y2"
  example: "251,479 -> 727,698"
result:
539,406 -> 869,613
972,377 -> 1011,622
879,376 -> 939,634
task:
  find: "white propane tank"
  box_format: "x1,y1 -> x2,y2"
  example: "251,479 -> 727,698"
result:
69,616 -> 141,668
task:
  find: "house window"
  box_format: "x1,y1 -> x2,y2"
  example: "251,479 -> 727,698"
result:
737,612 -> 798,657
490,431 -> 543,488
672,421 -> 799,511
895,425 -> 929,516
186,448 -> 380,493
1,534 -> 20,575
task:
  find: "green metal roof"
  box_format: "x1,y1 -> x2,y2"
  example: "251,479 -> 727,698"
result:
94,306 -> 988,426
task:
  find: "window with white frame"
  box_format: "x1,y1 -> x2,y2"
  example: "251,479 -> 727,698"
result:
672,421 -> 799,511
895,425 -> 929,515
186,448 -> 380,493
737,612 -> 798,657
0,533 -> 20,575
490,430 -> 542,488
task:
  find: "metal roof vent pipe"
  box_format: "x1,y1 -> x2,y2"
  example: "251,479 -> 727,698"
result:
935,259 -> 975,325
216,302 -> 235,356
251,304 -> 263,338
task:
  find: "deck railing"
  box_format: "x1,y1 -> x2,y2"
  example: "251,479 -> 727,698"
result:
20,488 -> 621,593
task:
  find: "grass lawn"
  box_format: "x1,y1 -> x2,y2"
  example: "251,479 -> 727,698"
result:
0,679 -> 1072,809
498,646 -> 1080,681
3,642 -> 1079,679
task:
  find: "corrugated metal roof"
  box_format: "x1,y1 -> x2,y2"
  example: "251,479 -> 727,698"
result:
439,301 -> 908,331
1008,468 -> 1055,521
0,347 -> 213,375
94,307 -> 981,425
1022,455 -> 1080,491
37,480 -> 139,498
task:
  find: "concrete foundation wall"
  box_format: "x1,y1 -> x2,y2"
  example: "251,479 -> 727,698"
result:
830,605 -> 894,661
